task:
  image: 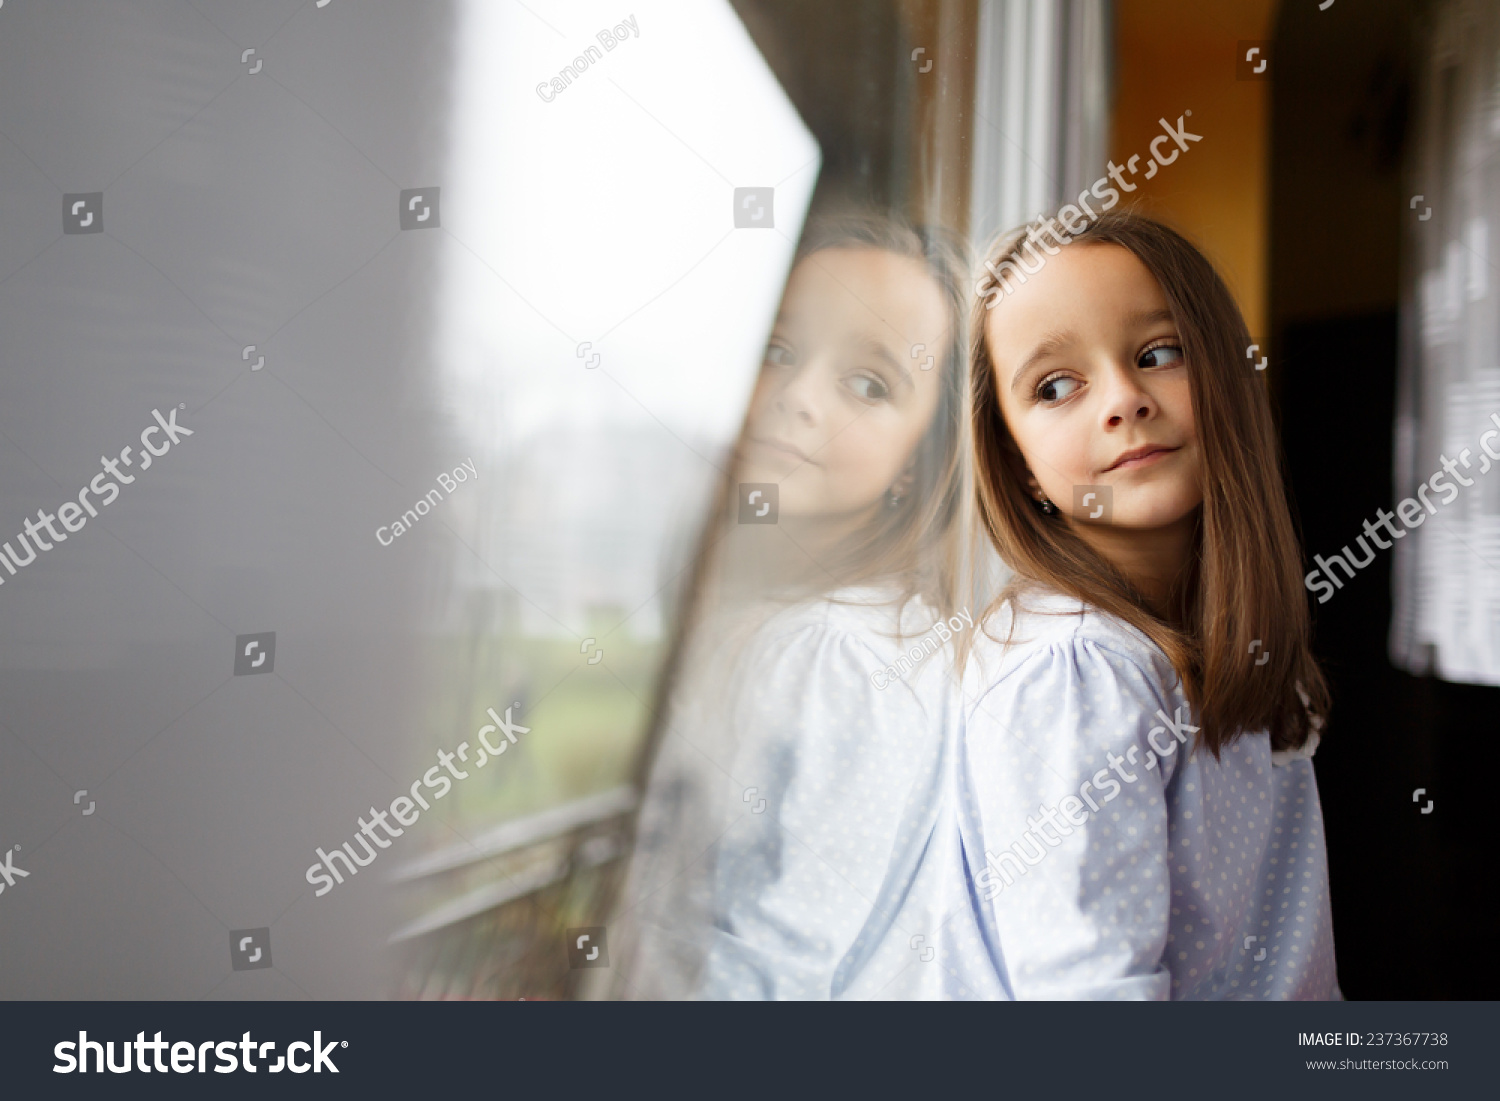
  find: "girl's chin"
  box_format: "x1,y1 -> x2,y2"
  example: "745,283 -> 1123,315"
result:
1102,503 -> 1202,530
737,463 -> 806,491
776,500 -> 886,529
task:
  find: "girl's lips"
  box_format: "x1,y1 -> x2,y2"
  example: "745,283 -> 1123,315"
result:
747,437 -> 813,463
1106,445 -> 1178,472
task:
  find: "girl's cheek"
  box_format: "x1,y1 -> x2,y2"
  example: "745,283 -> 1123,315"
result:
747,379 -> 776,417
1040,422 -> 1086,479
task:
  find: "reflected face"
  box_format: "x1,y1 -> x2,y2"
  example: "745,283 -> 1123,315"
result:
738,247 -> 949,523
986,243 -> 1203,530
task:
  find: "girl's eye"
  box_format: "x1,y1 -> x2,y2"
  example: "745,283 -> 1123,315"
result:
847,374 -> 890,401
1037,374 -> 1081,403
1139,343 -> 1183,368
765,342 -> 796,368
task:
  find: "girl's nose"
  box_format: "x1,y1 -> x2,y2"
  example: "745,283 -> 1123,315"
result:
1100,364 -> 1157,427
773,367 -> 822,424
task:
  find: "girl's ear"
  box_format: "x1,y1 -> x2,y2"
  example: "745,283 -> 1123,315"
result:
888,459 -> 918,499
1001,431 -> 1046,503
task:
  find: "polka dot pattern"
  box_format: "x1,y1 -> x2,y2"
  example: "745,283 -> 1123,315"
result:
619,586 -> 1339,1001
952,589 -> 1339,1000
695,591 -> 960,999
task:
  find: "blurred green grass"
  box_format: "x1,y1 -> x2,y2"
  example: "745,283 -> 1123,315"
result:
423,631 -> 662,833
393,619 -> 669,997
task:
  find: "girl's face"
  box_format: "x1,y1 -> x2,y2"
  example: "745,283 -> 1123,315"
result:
985,242 -> 1203,531
738,247 -> 949,524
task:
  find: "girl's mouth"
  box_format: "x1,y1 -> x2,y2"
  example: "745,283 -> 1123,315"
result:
1106,444 -> 1179,472
747,437 -> 814,464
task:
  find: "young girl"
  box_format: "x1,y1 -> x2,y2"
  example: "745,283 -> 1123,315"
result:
612,209 -> 973,999
949,210 -> 1339,999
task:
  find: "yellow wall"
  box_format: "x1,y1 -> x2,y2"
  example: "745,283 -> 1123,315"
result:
1110,0 -> 1279,340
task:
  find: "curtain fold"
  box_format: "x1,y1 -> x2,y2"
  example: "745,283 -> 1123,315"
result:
1390,0 -> 1500,686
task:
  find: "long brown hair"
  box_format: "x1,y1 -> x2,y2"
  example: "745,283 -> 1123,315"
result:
969,210 -> 1328,755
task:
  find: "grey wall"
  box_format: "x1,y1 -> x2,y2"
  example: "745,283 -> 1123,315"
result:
0,0 -> 816,999
0,0 -> 456,998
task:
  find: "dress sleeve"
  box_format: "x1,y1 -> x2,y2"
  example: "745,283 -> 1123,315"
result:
961,636 -> 1184,1000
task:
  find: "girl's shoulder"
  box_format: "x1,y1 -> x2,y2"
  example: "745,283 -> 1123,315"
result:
963,584 -> 1180,708
724,588 -> 952,759
746,584 -> 950,668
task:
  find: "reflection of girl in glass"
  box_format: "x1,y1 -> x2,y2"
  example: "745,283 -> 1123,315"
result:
613,210 -> 972,999
716,209 -> 972,612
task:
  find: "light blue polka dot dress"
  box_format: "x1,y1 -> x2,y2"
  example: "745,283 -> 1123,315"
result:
614,586 -> 961,999
944,587 -> 1341,999
693,589 -> 960,999
628,585 -> 1340,1000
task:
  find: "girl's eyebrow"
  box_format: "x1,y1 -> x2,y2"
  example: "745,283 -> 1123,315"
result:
1126,307 -> 1176,329
1009,330 -> 1074,394
862,339 -> 915,389
1007,307 -> 1178,394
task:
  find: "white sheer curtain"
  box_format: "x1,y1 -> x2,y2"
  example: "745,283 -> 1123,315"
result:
1391,0 -> 1500,685
967,0 -> 1111,249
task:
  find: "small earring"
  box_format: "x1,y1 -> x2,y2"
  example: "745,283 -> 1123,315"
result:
1035,496 -> 1057,516
887,488 -> 903,509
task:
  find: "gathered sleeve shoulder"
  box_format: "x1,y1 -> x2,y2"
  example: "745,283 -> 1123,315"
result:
960,621 -> 1192,1000
724,598 -> 950,797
